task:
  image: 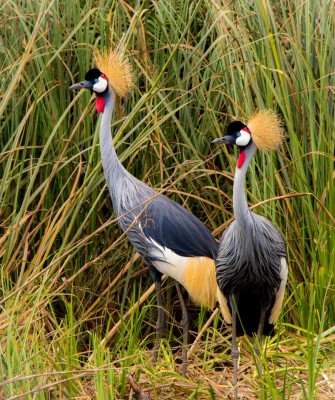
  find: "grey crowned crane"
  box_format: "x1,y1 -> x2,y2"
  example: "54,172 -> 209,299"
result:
213,110 -> 288,399
70,49 -> 222,376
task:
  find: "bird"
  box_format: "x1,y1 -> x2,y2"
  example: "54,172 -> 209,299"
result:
70,48 -> 222,376
212,110 -> 288,399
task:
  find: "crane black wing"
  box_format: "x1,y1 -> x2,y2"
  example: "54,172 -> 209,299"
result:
140,194 -> 218,260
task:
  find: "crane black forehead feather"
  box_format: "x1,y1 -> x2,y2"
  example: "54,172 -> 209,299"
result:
85,68 -> 102,81
227,120 -> 247,135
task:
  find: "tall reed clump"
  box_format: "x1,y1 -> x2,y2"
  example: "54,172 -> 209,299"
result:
0,0 -> 334,398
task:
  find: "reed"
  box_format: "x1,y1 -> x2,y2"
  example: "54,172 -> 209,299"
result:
0,0 -> 334,398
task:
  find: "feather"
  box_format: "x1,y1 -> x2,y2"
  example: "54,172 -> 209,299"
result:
216,211 -> 287,336
140,195 -> 218,260
247,109 -> 285,151
93,48 -> 133,98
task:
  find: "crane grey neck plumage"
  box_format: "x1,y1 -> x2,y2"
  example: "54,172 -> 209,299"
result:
98,87 -> 155,217
99,89 -> 126,191
232,142 -> 257,229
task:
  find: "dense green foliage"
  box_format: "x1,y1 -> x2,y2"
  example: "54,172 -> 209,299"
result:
0,0 -> 334,398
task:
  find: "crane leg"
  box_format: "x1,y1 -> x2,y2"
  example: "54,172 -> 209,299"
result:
176,283 -> 189,377
254,307 -> 267,378
152,279 -> 165,363
230,295 -> 239,400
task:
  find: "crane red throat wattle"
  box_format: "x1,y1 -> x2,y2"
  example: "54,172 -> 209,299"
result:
96,97 -> 105,113
237,150 -> 246,168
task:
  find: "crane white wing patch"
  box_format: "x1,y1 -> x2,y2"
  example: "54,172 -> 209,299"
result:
269,257 -> 288,324
146,237 -> 188,283
217,288 -> 231,324
147,238 -> 218,309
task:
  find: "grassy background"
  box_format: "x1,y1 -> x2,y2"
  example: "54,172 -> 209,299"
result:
0,0 -> 334,398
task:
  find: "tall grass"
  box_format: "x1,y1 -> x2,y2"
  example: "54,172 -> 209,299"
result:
0,0 -> 334,398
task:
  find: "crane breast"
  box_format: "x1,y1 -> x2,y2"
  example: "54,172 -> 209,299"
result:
216,215 -> 286,305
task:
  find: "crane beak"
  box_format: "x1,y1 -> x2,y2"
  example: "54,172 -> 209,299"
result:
69,80 -> 94,91
212,136 -> 233,145
212,137 -> 225,144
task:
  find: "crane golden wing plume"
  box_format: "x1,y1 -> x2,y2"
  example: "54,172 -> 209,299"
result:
93,48 -> 133,98
247,109 -> 285,151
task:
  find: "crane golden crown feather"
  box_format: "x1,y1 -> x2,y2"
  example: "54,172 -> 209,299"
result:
247,109 -> 285,151
93,48 -> 133,98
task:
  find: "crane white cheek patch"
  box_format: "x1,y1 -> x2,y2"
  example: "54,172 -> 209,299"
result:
236,129 -> 251,146
93,75 -> 108,93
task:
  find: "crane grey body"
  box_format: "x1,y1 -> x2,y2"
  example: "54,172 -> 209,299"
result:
70,65 -> 219,376
213,118 -> 288,400
101,89 -> 217,276
216,141 -> 287,335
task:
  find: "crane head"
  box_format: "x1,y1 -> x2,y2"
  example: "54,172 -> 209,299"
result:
69,49 -> 133,113
212,110 -> 285,151
70,68 -> 109,112
69,68 -> 108,95
212,121 -> 251,148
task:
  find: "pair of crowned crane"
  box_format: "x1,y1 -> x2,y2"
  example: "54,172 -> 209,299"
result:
70,49 -> 288,398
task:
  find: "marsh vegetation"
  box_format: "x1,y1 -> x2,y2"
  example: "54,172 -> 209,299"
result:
0,0 -> 334,398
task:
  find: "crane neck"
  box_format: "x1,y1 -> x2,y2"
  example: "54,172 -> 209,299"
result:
232,141 -> 257,228
99,88 -> 116,148
99,88 -> 127,196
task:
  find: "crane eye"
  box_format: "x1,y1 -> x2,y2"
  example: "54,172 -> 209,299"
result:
236,132 -> 241,137
93,78 -> 99,83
